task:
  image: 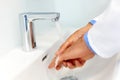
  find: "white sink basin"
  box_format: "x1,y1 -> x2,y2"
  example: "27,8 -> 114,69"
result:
14,33 -> 118,80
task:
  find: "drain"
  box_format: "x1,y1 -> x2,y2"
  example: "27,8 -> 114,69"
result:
60,76 -> 78,80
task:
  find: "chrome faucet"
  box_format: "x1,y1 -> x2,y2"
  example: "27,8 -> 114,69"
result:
20,12 -> 60,51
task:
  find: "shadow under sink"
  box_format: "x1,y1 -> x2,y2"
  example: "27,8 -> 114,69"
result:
14,33 -> 118,80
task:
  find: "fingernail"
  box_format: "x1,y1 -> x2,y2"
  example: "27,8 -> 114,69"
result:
56,66 -> 61,70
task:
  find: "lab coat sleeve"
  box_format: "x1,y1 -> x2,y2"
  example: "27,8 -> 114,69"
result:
85,0 -> 120,58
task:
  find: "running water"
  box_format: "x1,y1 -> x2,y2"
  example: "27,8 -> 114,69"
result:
55,21 -> 70,42
54,22 -> 71,68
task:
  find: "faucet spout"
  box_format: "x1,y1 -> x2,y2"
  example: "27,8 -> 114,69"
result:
20,12 -> 60,51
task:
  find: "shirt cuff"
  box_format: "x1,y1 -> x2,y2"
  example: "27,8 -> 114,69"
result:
84,32 -> 97,55
89,20 -> 96,25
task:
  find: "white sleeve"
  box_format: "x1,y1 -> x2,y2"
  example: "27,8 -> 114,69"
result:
87,0 -> 120,58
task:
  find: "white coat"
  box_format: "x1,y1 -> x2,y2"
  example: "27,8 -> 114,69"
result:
87,0 -> 120,58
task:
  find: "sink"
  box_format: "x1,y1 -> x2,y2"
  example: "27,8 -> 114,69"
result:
14,32 -> 118,80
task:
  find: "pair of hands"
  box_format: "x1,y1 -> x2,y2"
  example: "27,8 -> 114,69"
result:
48,23 -> 95,70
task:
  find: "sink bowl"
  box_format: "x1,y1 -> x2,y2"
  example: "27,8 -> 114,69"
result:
14,33 -> 118,80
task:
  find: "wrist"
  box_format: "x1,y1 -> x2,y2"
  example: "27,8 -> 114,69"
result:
83,33 -> 97,55
81,35 -> 95,60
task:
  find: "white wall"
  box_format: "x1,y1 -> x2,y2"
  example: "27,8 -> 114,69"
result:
24,0 -> 55,12
0,0 -> 26,56
54,0 -> 110,28
0,0 -> 110,56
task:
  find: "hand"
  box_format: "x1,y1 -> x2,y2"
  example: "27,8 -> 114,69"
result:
48,23 -> 93,70
56,23 -> 92,55
48,35 -> 95,70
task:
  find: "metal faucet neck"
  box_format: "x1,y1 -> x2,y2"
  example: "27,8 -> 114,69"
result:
20,12 -> 60,51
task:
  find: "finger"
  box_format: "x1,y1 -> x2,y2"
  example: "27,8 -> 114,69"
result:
56,41 -> 72,55
63,61 -> 67,67
48,56 -> 56,69
78,58 -> 86,65
55,45 -> 82,68
56,64 -> 62,70
74,60 -> 82,67
58,49 -> 78,61
67,62 -> 75,69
